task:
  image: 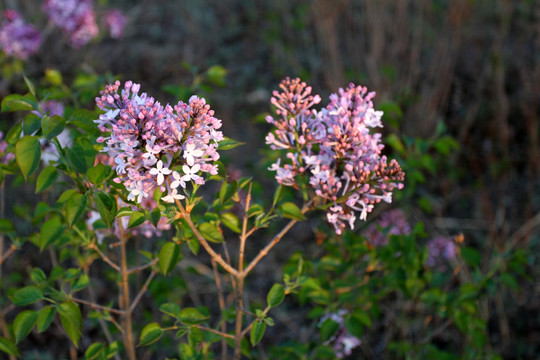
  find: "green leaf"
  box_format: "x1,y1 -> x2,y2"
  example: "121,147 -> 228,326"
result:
36,166 -> 59,193
23,113 -> 42,135
267,284 -> 285,308
58,301 -> 82,348
187,237 -> 199,255
0,337 -> 20,357
95,191 -> 116,227
87,164 -> 109,185
178,307 -> 209,325
5,122 -> 23,145
218,137 -> 244,150
385,133 -> 406,156
199,222 -> 224,243
220,212 -> 241,233
14,310 -> 38,344
272,185 -> 285,207
72,273 -> 90,292
320,319 -> 340,342
85,342 -> 105,360
30,268 -> 47,284
24,75 -> 36,96
15,136 -> 41,180
247,204 -> 264,218
42,115 -> 66,140
149,207 -> 161,227
1,94 -> 35,112
219,181 -> 237,204
0,218 -> 15,233
116,207 -> 135,218
279,202 -> 306,221
11,286 -> 44,306
461,247 -> 481,267
65,192 -> 87,227
351,309 -> 372,328
138,322 -> 163,346
66,138 -> 95,173
36,306 -> 57,333
205,65 -> 227,87
159,242 -> 181,275
188,326 -> 203,348
250,320 -> 266,346
159,303 -> 181,319
128,212 -> 146,229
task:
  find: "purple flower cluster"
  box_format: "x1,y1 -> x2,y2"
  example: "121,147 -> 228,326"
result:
0,132 -> 15,165
95,80 -> 224,204
43,0 -> 98,48
266,78 -> 405,234
104,10 -> 127,39
364,209 -> 411,246
426,236 -> 457,271
320,310 -> 361,358
0,10 -> 41,59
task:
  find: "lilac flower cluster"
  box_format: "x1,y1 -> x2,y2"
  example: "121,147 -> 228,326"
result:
266,78 -> 405,234
104,10 -> 127,39
320,310 -> 361,358
0,10 -> 41,60
426,236 -> 457,271
0,132 -> 15,165
43,0 -> 99,48
364,209 -> 411,247
95,80 -> 224,204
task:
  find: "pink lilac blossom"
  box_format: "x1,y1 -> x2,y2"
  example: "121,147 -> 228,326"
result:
43,0 -> 99,48
319,310 -> 361,358
426,236 -> 457,271
364,209 -> 411,246
266,78 -> 405,234
104,9 -> 126,38
0,10 -> 41,60
0,132 -> 15,164
94,80 -> 224,204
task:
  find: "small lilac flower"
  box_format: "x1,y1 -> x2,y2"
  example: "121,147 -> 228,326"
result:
364,209 -> 411,247
0,10 -> 41,60
426,236 -> 457,271
104,9 -> 126,39
43,0 -> 98,48
149,160 -> 172,185
94,81 -> 224,204
319,310 -> 361,358
266,78 -> 405,235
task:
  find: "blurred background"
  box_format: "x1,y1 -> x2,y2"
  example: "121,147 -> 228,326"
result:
1,0 -> 540,359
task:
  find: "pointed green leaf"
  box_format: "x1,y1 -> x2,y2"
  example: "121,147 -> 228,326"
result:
14,310 -> 38,344
66,138 -> 95,173
250,320 -> 266,346
138,322 -> 163,346
279,202 -> 306,221
58,301 -> 82,348
24,75 -> 36,96
65,192 -> 87,227
23,113 -> 42,135
159,303 -> 181,319
149,207 -> 161,227
272,185 -> 284,207
0,219 -> 15,233
178,307 -> 209,325
267,284 -> 285,308
219,181 -> 237,204
15,136 -> 41,180
220,212 -> 241,233
40,216 -> 65,250
5,122 -> 22,145
36,306 -> 57,333
159,241 -> 180,275
199,222 -> 223,243
218,137 -> 244,151
11,286 -> 44,306
36,166 -> 59,193
72,273 -> 90,292
128,212 -> 146,229
1,94 -> 34,112
87,163 -> 109,185
84,342 -> 104,360
320,319 -> 340,342
0,337 -> 20,357
42,115 -> 66,140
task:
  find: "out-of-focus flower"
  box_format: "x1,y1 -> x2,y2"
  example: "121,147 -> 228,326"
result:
94,80 -> 224,204
33,100 -> 65,118
0,10 -> 41,59
41,130 -> 71,165
426,236 -> 457,271
266,78 -> 405,234
319,310 -> 361,358
43,0 -> 98,48
364,209 -> 411,246
0,132 -> 15,164
104,9 -> 126,38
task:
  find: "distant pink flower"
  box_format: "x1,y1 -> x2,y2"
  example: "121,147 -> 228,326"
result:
0,10 -> 41,59
319,310 -> 361,358
365,209 -> 411,247
104,9 -> 126,38
426,236 -> 457,271
266,78 -> 405,234
43,0 -> 98,48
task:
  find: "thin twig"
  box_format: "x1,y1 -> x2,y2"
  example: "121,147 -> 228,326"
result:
89,242 -> 121,272
0,245 -> 16,264
130,270 -> 157,313
194,324 -> 234,340
71,297 -> 125,316
128,258 -> 158,275
212,260 -> 228,360
175,200 -> 239,276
